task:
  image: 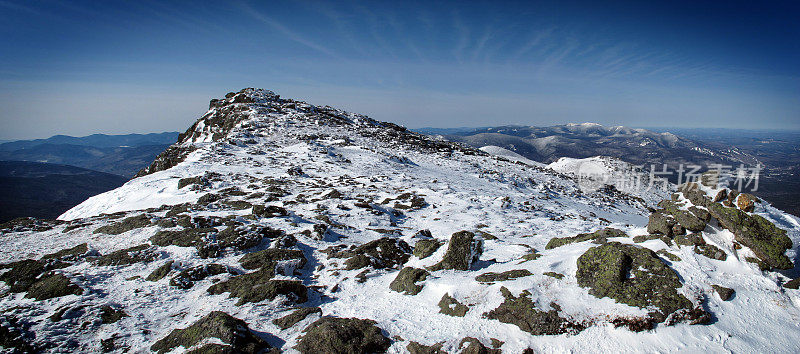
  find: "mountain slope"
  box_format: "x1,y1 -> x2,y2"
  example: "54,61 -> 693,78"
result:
0,161 -> 128,222
1,89 -> 799,353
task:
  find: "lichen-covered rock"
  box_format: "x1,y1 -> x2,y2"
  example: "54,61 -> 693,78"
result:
294,317 -> 391,354
198,223 -> 278,258
688,206 -> 711,223
475,269 -> 532,283
272,307 -> 322,330
207,268 -> 307,305
93,214 -> 152,235
706,203 -> 792,269
459,337 -> 501,354
576,242 -> 692,320
543,272 -> 564,279
407,341 -> 445,354
150,228 -> 216,247
736,193 -> 756,212
413,239 -> 441,259
0,259 -> 47,292
694,244 -> 727,261
150,311 -> 273,354
389,267 -> 429,295
656,249 -> 681,262
646,212 -> 675,237
147,261 -> 174,281
429,231 -> 482,271
170,264 -> 229,289
484,287 -> 582,335
96,245 -> 158,266
678,183 -> 711,207
546,228 -> 626,249
674,232 -> 704,247
25,273 -> 83,300
41,243 -> 90,262
239,249 -> 306,275
332,237 -> 412,270
712,285 -> 734,301
438,293 -> 469,317
223,200 -> 253,210
658,200 -> 707,232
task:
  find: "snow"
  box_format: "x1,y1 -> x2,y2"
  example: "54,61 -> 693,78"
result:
2,89 -> 800,353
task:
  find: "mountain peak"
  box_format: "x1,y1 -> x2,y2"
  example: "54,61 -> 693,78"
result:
134,88 -> 473,178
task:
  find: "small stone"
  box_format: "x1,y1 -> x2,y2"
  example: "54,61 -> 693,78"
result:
712,285 -> 734,301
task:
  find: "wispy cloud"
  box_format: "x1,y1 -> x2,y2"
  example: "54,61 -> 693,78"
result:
236,1 -> 340,59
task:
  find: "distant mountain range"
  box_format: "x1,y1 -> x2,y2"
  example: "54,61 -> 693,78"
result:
0,133 -> 179,222
420,123 -> 800,216
0,132 -> 178,177
0,161 -> 128,222
420,123 -> 760,167
0,132 -> 178,151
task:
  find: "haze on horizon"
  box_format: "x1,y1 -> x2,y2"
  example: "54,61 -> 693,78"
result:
1,0 -> 798,140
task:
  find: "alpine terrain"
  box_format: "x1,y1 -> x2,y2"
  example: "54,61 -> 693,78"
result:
1,88 -> 799,353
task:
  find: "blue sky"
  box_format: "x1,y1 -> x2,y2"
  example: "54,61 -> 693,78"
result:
1,0 -> 798,139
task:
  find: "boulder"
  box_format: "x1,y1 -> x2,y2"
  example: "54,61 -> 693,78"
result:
784,278 -> 800,289
413,239 -> 441,259
407,341 -> 445,354
706,203 -> 792,270
239,249 -> 306,275
658,200 -> 707,232
712,285 -> 734,301
736,193 -> 756,212
331,238 -> 412,270
389,267 -> 429,295
576,242 -> 692,320
483,287 -> 582,335
459,337 -> 501,354
151,311 -> 273,354
429,231 -> 483,271
146,261 -> 174,282
475,269 -> 532,283
646,212 -> 675,236
294,317 -> 390,354
99,305 -> 128,324
438,293 -> 469,317
208,268 -> 307,305
170,264 -> 229,289
694,244 -> 727,261
273,307 -> 322,330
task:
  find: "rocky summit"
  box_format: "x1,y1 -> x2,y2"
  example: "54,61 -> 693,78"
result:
1,88 -> 799,352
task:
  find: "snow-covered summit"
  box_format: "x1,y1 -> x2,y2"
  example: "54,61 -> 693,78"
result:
2,89 -> 800,353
